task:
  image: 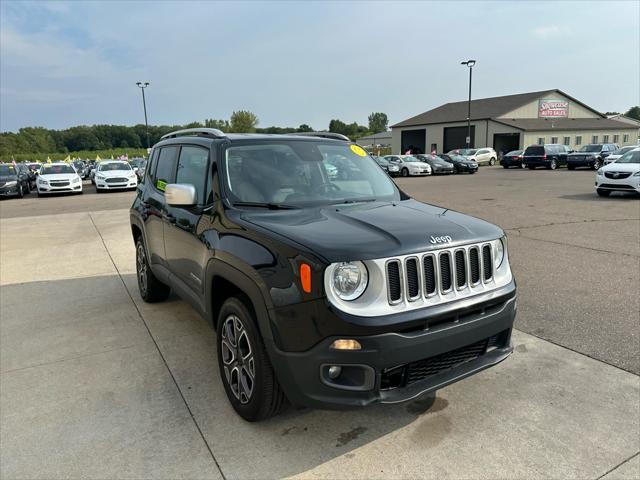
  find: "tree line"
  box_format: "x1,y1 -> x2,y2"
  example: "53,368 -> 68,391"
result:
0,111 -> 389,159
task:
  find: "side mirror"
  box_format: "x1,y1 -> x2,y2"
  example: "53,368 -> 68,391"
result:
165,183 -> 197,206
133,167 -> 139,172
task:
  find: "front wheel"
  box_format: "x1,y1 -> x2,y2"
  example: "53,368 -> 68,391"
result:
593,159 -> 602,170
521,162 -> 526,169
217,297 -> 287,421
489,157 -> 496,166
549,159 -> 558,170
596,188 -> 611,197
135,238 -> 170,302
401,168 -> 409,177
17,184 -> 24,198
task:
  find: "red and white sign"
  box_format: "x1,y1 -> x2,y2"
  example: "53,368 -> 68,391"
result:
538,99 -> 569,118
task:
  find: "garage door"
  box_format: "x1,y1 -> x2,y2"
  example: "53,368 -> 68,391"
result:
444,126 -> 475,152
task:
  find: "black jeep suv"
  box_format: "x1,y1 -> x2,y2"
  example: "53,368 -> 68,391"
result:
130,128 -> 517,421
566,144 -> 617,170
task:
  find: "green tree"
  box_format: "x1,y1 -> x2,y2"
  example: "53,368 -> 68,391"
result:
367,112 -> 388,134
297,124 -> 313,132
625,106 -> 640,121
230,110 -> 258,133
205,118 -> 230,131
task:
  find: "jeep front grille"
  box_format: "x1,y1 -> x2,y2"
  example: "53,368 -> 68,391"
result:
385,243 -> 493,305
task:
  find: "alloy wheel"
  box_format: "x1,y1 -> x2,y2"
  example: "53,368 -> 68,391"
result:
221,315 -> 255,404
136,243 -> 148,295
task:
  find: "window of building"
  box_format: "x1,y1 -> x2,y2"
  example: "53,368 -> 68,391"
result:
575,136 -> 582,145
623,134 -> 629,143
430,143 -> 437,153
176,146 -> 211,204
563,137 -> 570,145
613,135 -> 619,143
592,135 -> 598,144
551,136 -> 558,144
603,135 -> 609,143
537,137 -> 545,145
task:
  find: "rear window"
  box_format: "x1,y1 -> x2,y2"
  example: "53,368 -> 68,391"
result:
525,146 -> 545,155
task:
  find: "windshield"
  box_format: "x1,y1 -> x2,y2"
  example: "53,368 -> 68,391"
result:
99,162 -> 131,171
73,162 -> 84,168
612,146 -> 634,155
579,145 -> 601,153
223,141 -> 399,207
616,150 -> 640,164
41,164 -> 75,175
417,154 -> 448,165
0,165 -> 17,176
374,157 -> 389,166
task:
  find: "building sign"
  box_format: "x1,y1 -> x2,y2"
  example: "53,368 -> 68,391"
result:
538,99 -> 569,118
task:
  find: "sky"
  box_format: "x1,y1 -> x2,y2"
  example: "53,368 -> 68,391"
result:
1,0 -> 639,132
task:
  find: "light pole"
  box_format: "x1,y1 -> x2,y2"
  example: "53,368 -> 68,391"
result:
136,82 -> 150,149
460,60 -> 476,149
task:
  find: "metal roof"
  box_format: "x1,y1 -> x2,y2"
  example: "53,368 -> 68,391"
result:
391,89 -> 606,128
492,117 -> 638,132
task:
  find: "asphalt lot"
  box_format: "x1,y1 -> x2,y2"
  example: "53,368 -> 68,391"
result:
1,167 -> 639,479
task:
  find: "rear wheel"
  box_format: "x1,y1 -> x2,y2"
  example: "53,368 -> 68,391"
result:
135,238 -> 170,302
549,159 -> 558,170
489,157 -> 496,166
568,165 -> 575,171
528,165 -> 536,170
593,158 -> 602,170
596,188 -> 611,197
521,162 -> 526,169
17,184 -> 24,198
217,297 -> 287,421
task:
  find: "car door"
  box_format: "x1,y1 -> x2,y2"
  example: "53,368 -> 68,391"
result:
476,149 -> 488,164
144,145 -> 178,266
163,144 -> 212,296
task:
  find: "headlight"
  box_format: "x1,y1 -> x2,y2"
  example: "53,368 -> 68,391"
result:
493,238 -> 506,269
72,177 -> 81,183
331,261 -> 368,301
5,180 -> 17,187
633,171 -> 640,177
96,174 -> 105,180
597,168 -> 603,175
38,178 -> 48,185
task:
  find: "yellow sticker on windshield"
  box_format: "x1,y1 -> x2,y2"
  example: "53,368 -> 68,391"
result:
350,145 -> 367,157
156,179 -> 167,192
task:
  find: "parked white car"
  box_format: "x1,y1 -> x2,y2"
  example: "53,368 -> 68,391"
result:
604,145 -> 637,164
384,155 -> 432,177
37,162 -> 83,196
94,160 -> 138,192
595,148 -> 640,196
449,148 -> 497,166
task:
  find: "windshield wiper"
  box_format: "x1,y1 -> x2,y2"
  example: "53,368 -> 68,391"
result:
331,198 -> 378,205
232,201 -> 299,210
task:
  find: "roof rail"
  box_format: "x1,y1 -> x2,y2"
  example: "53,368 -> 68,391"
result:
160,128 -> 226,140
288,131 -> 351,142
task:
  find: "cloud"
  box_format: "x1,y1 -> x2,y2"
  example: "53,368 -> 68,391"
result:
531,25 -> 563,39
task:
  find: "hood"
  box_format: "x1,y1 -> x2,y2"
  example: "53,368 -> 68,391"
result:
602,162 -> 640,173
239,199 -> 503,262
40,173 -> 78,181
0,175 -> 18,182
97,169 -> 134,177
401,161 -> 429,167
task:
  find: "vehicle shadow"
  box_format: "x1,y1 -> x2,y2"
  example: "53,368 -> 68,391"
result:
559,192 -> 640,202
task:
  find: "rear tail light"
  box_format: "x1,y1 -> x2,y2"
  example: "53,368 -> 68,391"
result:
543,154 -> 547,160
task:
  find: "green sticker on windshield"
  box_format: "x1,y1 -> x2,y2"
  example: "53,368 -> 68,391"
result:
156,179 -> 167,191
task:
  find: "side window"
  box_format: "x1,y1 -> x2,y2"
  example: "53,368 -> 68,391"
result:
176,146 -> 210,205
145,149 -> 159,183
153,146 -> 179,192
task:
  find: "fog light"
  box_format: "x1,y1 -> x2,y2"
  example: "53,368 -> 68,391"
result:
328,366 -> 342,379
330,339 -> 362,350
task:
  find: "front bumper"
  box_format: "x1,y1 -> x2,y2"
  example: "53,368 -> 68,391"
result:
37,183 -> 82,193
0,184 -> 20,196
595,177 -> 640,193
96,179 -> 137,189
567,157 -> 596,167
266,283 -> 516,409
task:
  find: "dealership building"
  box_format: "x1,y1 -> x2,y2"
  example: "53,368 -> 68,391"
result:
390,89 -> 640,155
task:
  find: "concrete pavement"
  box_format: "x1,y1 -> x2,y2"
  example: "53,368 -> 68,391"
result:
1,168 -> 639,479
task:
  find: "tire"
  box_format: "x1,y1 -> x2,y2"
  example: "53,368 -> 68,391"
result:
401,168 -> 409,177
549,159 -> 558,170
567,165 -> 575,171
521,162 -> 526,169
596,188 -> 611,197
592,158 -> 602,170
502,164 -> 509,169
217,297 -> 287,421
17,184 -> 24,198
489,157 -> 496,166
528,165 -> 536,170
135,238 -> 170,302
